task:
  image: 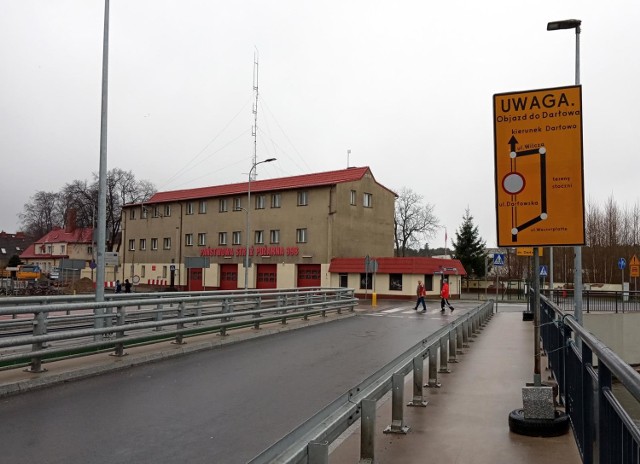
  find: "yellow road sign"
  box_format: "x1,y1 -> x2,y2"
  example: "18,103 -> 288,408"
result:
493,85 -> 585,247
516,247 -> 543,257
631,255 -> 640,277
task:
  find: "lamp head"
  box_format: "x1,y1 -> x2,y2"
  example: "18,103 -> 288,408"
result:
547,19 -> 581,31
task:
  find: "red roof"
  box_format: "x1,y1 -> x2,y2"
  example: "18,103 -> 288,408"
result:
329,257 -> 467,276
145,166 -> 395,204
19,227 -> 93,259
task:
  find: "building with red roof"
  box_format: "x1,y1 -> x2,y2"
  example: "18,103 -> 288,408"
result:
19,217 -> 93,275
120,166 -> 397,290
329,256 -> 466,300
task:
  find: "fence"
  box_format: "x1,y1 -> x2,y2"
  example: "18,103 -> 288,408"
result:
539,294 -> 640,463
0,288 -> 356,372
544,289 -> 640,313
248,300 -> 494,464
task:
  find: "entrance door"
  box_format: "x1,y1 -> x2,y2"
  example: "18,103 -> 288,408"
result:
188,268 -> 203,291
219,264 -> 238,290
256,264 -> 277,289
297,264 -> 321,288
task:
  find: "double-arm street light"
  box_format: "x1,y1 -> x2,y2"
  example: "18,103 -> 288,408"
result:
244,158 -> 277,290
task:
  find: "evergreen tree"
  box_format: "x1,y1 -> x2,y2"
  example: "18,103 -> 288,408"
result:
452,208 -> 487,280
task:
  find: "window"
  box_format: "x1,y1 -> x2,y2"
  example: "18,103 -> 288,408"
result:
128,239 -> 135,251
47,245 -> 52,254
185,233 -> 193,246
219,198 -> 228,212
60,245 -> 65,254
162,266 -> 167,278
164,205 -> 171,217
363,193 -> 373,208
389,274 -> 403,291
297,191 -> 308,206
232,231 -> 242,245
151,238 -> 158,250
270,229 -> 280,244
271,193 -> 281,208
350,190 -> 357,206
88,246 -> 93,254
141,265 -> 146,278
141,207 -> 148,219
296,228 -> 307,243
163,238 -> 171,250
198,233 -> 206,246
139,238 -> 146,251
255,195 -> 265,209
218,232 -> 227,245
199,200 -> 207,214
254,230 -> 264,244
130,209 -> 136,220
153,206 -> 160,218
424,275 -> 434,292
360,273 -> 372,290
233,197 -> 242,211
186,202 -> 194,215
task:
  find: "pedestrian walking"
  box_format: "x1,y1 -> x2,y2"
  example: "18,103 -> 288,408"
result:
115,280 -> 122,294
124,279 -> 132,293
414,280 -> 427,312
440,278 -> 454,312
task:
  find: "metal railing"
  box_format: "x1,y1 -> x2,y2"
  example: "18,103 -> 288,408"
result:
0,288 -> 357,372
544,289 -> 640,313
539,294 -> 640,463
249,300 -> 494,464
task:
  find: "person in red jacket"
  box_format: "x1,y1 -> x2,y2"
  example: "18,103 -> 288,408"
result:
414,280 -> 427,312
440,278 -> 454,312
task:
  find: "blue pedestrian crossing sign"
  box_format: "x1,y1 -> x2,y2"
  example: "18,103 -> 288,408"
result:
618,258 -> 626,270
539,265 -> 548,277
493,254 -> 505,266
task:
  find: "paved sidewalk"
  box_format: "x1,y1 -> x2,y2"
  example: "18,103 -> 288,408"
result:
329,306 -> 582,464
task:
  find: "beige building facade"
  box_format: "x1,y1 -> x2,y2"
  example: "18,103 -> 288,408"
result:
120,167 -> 396,290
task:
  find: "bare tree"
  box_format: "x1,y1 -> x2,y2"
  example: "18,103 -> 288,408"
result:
394,187 -> 439,257
20,170 -> 155,248
19,191 -> 62,238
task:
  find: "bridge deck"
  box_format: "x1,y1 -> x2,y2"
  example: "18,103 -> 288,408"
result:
330,301 -> 582,463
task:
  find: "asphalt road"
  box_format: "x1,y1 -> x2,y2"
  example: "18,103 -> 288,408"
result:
0,302 -> 476,464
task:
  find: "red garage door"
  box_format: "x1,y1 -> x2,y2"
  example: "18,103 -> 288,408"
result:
219,264 -> 238,290
188,268 -> 203,291
256,264 -> 277,289
297,264 -> 321,287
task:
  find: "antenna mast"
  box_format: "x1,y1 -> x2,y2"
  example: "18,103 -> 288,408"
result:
251,50 -> 259,180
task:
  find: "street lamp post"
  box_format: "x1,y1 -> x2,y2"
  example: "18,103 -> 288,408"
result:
547,19 -> 583,328
244,158 -> 276,290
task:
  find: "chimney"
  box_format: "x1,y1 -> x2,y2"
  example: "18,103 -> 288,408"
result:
65,209 -> 77,233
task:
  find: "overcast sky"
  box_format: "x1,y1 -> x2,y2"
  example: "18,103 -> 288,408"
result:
1,1 -> 639,251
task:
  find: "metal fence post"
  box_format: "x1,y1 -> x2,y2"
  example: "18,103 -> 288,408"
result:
384,373 -> 410,434
408,354 -> 428,407
27,311 -> 47,373
425,347 -> 441,388
439,335 -> 450,373
456,325 -> 464,354
155,303 -> 163,331
448,329 -> 458,363
360,398 -> 376,463
462,319 -> 470,347
308,440 -> 329,464
220,298 -> 230,336
173,301 -> 186,344
113,305 -> 127,357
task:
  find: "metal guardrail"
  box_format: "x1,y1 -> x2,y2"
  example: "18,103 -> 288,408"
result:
539,294 -> 640,463
544,289 -> 640,313
249,300 -> 495,464
0,288 -> 357,372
